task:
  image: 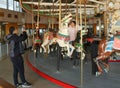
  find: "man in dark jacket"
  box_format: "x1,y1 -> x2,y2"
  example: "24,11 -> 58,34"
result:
6,26 -> 31,88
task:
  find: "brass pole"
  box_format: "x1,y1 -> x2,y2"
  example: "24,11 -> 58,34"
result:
84,0 -> 87,30
52,0 -> 55,29
31,0 -> 34,39
31,0 -> 35,59
76,0 -> 79,29
37,0 -> 40,29
104,0 -> 107,37
48,8 -> 52,29
79,0 -> 83,88
66,0 -> 68,15
59,0 -> 61,30
35,0 -> 40,38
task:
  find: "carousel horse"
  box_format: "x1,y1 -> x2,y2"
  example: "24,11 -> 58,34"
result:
41,14 -> 75,57
33,35 -> 42,54
94,32 -> 120,76
94,11 -> 120,76
69,28 -> 90,67
41,29 -> 55,54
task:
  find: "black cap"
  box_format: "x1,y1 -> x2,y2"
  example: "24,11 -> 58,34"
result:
9,26 -> 15,34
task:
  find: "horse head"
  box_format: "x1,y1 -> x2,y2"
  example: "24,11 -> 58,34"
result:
61,13 -> 72,27
59,13 -> 72,36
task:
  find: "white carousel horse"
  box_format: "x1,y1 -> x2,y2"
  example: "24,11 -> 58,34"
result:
41,14 -> 75,57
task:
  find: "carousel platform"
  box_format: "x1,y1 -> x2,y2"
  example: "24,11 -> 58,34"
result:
26,51 -> 120,88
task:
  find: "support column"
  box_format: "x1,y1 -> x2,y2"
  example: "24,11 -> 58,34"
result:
98,18 -> 101,38
104,11 -> 107,37
93,23 -> 97,36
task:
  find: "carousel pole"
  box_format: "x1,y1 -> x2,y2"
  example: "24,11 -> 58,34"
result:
31,0 -> 34,41
84,0 -> 87,31
57,0 -> 62,72
34,0 -> 40,58
36,0 -> 40,32
59,0 -> 61,30
104,0 -> 107,37
79,0 -> 83,88
76,0 -> 79,29
48,8 -> 52,29
65,0 -> 67,15
52,0 -> 55,29
31,0 -> 36,59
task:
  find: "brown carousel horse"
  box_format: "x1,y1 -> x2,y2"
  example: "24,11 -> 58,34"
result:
94,33 -> 120,76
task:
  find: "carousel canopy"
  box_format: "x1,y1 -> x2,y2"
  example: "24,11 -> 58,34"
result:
18,0 -> 107,16
18,0 -> 120,18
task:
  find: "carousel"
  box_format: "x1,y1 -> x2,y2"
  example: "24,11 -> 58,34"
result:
19,0 -> 120,88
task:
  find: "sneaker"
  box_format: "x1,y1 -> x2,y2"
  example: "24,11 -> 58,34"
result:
21,82 -> 32,88
15,83 -> 22,88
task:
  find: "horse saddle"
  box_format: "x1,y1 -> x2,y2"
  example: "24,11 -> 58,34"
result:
105,41 -> 114,52
113,36 -> 120,50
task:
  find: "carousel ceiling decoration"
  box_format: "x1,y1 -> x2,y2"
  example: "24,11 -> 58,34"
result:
19,0 -> 115,16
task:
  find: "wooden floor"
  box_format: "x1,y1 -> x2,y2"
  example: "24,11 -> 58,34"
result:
0,78 -> 15,88
0,55 -> 61,88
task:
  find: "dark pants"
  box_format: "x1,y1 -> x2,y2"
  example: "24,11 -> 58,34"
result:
11,55 -> 26,85
90,41 -> 99,75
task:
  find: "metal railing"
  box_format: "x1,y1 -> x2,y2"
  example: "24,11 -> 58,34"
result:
0,43 -> 8,60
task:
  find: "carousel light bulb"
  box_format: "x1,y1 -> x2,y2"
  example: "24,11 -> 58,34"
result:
108,1 -> 114,9
99,4 -> 104,11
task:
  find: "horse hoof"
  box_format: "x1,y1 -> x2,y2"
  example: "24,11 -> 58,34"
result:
95,72 -> 102,77
44,53 -> 48,57
66,53 -> 71,58
93,58 -> 97,63
104,68 -> 109,73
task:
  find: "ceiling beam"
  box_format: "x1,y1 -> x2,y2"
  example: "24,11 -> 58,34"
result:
88,0 -> 105,4
71,0 -> 76,4
22,1 -> 97,7
55,0 -> 60,3
40,0 -> 44,2
33,8 -> 94,12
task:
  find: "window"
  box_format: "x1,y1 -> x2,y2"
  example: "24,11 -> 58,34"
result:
8,0 -> 14,10
0,0 -> 7,9
14,1 -> 20,11
16,1 -> 20,11
0,0 -> 22,12
14,0 -> 17,11
20,8 -> 22,12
